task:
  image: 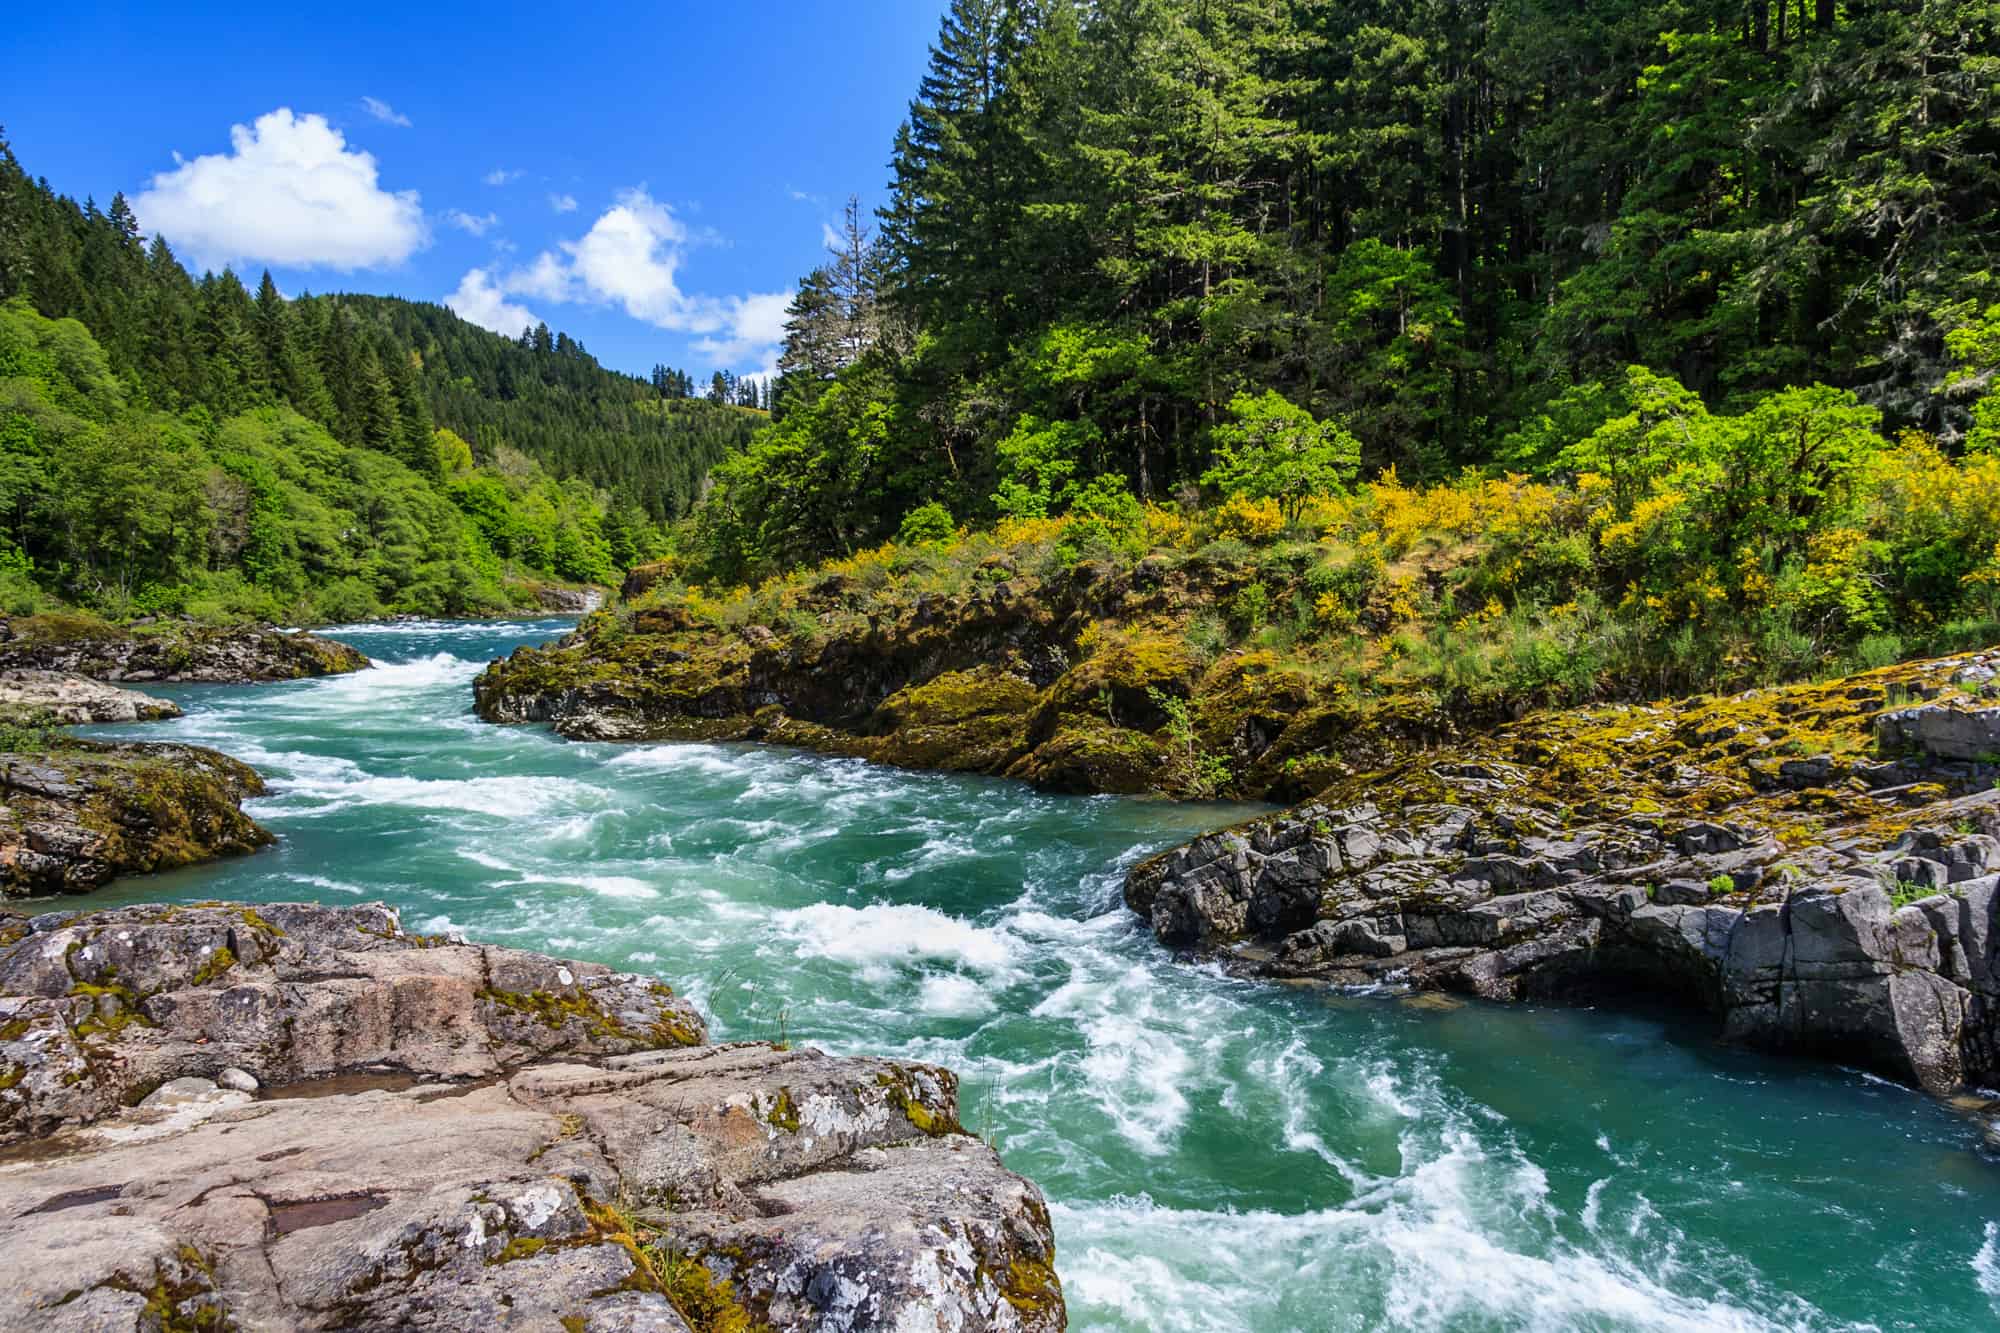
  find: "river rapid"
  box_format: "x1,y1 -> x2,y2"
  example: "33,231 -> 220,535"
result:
70,618 -> 2000,1331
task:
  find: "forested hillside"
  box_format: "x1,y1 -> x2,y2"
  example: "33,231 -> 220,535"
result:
329,296 -> 759,521
706,0 -> 2000,591
0,134 -> 757,621
0,137 -> 756,525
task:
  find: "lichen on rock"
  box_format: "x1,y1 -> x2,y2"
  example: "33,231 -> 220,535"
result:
0,615 -> 369,684
0,739 -> 271,898
1126,646 -> 2000,1098
0,902 -> 1063,1332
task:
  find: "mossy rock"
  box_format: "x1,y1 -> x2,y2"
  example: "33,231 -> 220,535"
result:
1008,716 -> 1165,795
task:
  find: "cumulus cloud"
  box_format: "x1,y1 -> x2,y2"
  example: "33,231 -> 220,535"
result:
483,167 -> 524,186
445,267 -> 538,337
549,192 -> 578,213
693,291 -> 791,371
361,96 -> 411,127
445,209 -> 500,237
497,188 -> 789,370
134,108 -> 426,271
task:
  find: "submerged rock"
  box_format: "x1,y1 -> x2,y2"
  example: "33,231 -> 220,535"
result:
0,615 -> 368,683
0,902 -> 1063,1331
1128,649 -> 2000,1098
0,670 -> 180,724
0,740 -> 270,897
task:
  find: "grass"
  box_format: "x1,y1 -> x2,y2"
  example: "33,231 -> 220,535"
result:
1890,880 -> 1942,909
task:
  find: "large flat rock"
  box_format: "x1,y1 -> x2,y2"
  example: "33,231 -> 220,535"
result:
0,670 -> 180,725
0,903 -> 1063,1331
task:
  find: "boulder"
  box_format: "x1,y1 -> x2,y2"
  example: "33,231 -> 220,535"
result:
1125,736 -> 2000,1095
0,670 -> 180,724
0,741 -> 270,897
0,618 -> 368,684
1877,702 -> 2000,762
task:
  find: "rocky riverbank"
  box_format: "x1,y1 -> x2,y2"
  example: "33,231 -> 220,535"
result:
0,614 -> 369,684
0,670 -> 182,725
1127,648 -> 2000,1097
0,902 -> 1063,1331
473,555 -> 1429,799
0,739 -> 270,897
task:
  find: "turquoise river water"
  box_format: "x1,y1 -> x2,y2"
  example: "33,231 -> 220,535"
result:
61,617 -> 2000,1330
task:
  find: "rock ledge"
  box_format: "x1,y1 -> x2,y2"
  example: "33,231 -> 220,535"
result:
0,617 -> 369,684
1128,649 -> 2000,1098
0,902 -> 1063,1331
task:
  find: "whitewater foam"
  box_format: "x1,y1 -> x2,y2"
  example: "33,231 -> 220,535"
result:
1976,1221 -> 2000,1309
773,902 -> 1021,982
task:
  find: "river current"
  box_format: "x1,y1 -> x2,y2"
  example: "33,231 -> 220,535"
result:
68,617 -> 2000,1331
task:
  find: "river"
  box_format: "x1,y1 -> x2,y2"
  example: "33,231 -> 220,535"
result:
68,617 -> 2000,1331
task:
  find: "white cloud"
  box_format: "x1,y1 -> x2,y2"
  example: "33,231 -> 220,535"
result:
497,188 -> 789,370
507,249 -> 577,303
446,209 -> 500,237
361,96 -> 411,127
693,290 -> 791,371
134,108 -> 426,271
820,221 -> 844,251
484,168 -> 524,186
549,192 -> 578,213
446,267 -> 538,337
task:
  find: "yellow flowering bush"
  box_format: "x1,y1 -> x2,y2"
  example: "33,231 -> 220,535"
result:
1204,495 -> 1285,544
1142,503 -> 1194,549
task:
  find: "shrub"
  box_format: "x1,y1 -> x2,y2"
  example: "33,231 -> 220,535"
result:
1146,686 -> 1230,797
897,501 -> 958,547
1206,495 -> 1285,545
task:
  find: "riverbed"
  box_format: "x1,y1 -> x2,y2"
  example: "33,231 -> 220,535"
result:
72,617 -> 2000,1331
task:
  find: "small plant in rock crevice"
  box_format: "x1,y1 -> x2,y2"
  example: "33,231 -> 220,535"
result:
1146,686 -> 1230,799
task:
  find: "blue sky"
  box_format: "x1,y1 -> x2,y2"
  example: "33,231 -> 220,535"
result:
8,2 -> 942,378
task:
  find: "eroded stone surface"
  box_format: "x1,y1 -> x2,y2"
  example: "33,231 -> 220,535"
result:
0,742 -> 270,898
1128,651 -> 2000,1098
0,619 -> 369,684
0,670 -> 180,724
0,903 -> 1062,1332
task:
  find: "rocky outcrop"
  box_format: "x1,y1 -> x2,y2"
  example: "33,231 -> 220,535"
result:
0,902 -> 1063,1331
0,615 -> 368,683
1128,649 -> 2000,1097
1878,701 -> 2000,762
474,556 -> 1438,798
533,585 -> 606,614
0,741 -> 270,897
0,670 -> 181,725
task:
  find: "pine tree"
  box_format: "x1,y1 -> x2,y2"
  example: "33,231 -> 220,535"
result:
881,0 -> 1031,342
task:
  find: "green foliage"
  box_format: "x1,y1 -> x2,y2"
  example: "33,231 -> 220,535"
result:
1202,392 -> 1361,525
1055,474 -> 1145,564
994,414 -> 1095,519
1146,686 -> 1230,798
897,501 -> 958,546
689,0 -> 2000,583
1890,881 -> 1939,910
0,135 -> 765,617
0,299 -> 622,619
